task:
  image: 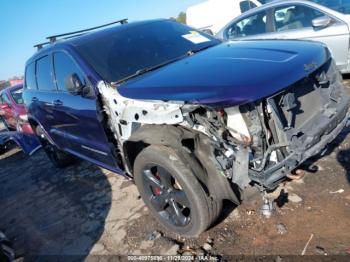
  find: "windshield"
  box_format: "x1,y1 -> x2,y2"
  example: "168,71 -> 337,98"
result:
10,88 -> 24,104
310,0 -> 350,14
75,20 -> 220,83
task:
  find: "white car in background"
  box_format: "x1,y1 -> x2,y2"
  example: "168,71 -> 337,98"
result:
187,0 -> 262,34
216,0 -> 350,73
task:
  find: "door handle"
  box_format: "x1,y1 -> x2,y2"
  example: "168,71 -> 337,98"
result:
31,97 -> 38,102
53,100 -> 63,106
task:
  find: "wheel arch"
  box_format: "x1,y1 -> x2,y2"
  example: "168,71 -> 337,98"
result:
123,124 -> 240,205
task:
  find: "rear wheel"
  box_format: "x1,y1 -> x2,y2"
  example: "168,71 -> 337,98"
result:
35,126 -> 74,168
134,145 -> 219,237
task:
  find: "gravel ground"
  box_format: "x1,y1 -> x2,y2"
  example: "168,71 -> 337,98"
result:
1,80 -> 350,260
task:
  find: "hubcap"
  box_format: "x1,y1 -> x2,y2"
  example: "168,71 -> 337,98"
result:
142,166 -> 191,227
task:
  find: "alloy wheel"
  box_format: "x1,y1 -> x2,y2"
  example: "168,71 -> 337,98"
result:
142,165 -> 191,227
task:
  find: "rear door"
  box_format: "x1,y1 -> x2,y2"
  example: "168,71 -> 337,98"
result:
34,55 -> 62,145
51,51 -> 117,168
269,4 -> 350,71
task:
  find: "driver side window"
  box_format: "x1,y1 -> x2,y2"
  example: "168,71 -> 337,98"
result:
274,5 -> 324,32
225,11 -> 267,39
53,52 -> 85,92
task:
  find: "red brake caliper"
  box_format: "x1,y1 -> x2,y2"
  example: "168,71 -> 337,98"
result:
153,172 -> 162,196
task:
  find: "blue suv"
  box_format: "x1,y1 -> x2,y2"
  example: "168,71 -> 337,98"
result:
23,19 -> 350,236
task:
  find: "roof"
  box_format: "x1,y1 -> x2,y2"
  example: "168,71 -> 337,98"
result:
27,19 -> 167,64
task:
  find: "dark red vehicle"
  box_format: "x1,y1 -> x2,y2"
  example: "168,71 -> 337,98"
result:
0,84 -> 33,134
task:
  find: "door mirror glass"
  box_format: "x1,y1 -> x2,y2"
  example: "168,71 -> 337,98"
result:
65,73 -> 85,95
312,16 -> 332,28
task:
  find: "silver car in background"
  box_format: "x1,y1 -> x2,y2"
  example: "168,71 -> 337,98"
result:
217,0 -> 350,73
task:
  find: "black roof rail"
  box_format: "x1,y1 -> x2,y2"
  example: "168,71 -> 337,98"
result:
33,18 -> 128,51
33,41 -> 51,50
46,18 -> 128,43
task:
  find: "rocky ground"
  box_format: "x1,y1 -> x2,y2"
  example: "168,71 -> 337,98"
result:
1,80 -> 350,260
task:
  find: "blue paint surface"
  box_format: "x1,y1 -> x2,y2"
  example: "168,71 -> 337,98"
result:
0,132 -> 41,155
118,40 -> 330,106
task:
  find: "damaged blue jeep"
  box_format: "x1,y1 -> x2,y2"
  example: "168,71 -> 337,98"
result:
23,19 -> 350,236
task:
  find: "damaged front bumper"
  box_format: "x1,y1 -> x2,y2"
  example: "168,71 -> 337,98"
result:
248,59 -> 350,189
251,109 -> 349,189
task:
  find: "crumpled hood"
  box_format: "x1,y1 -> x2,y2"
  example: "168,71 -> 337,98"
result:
118,40 -> 330,106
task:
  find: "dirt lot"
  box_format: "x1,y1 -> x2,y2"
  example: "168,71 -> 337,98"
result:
1,81 -> 350,260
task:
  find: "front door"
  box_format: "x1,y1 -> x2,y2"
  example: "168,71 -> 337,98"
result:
50,51 -> 117,169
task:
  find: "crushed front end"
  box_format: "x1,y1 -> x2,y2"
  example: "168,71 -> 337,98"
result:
247,59 -> 350,188
188,58 -> 350,190
98,48 -> 349,194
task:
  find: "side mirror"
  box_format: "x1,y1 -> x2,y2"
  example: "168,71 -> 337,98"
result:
65,73 -> 85,95
312,16 -> 332,29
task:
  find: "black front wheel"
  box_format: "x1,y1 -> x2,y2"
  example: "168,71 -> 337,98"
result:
134,145 -> 219,237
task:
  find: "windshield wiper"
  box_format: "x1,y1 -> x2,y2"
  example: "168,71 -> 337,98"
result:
189,43 -> 217,54
112,55 -> 188,85
113,44 -> 217,85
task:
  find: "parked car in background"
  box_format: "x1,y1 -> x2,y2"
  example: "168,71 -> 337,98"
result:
0,84 -> 33,134
187,0 -> 261,34
217,0 -> 350,73
24,19 -> 349,237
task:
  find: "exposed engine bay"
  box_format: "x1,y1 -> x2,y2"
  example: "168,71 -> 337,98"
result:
98,58 -> 350,192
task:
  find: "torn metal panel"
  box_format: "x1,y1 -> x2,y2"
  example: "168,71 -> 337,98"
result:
0,131 -> 41,155
97,81 -> 184,142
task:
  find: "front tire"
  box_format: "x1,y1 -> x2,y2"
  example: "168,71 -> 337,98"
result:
134,145 -> 217,237
35,126 -> 74,168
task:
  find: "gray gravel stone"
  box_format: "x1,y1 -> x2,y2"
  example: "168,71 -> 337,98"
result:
276,223 -> 287,235
202,242 -> 212,251
288,193 -> 302,203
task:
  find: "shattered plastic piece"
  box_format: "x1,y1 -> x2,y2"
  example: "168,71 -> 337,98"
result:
329,189 -> 344,194
260,198 -> 275,218
315,246 -> 327,255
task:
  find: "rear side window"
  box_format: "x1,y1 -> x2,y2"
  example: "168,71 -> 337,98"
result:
53,52 -> 84,92
36,56 -> 54,91
25,62 -> 37,90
